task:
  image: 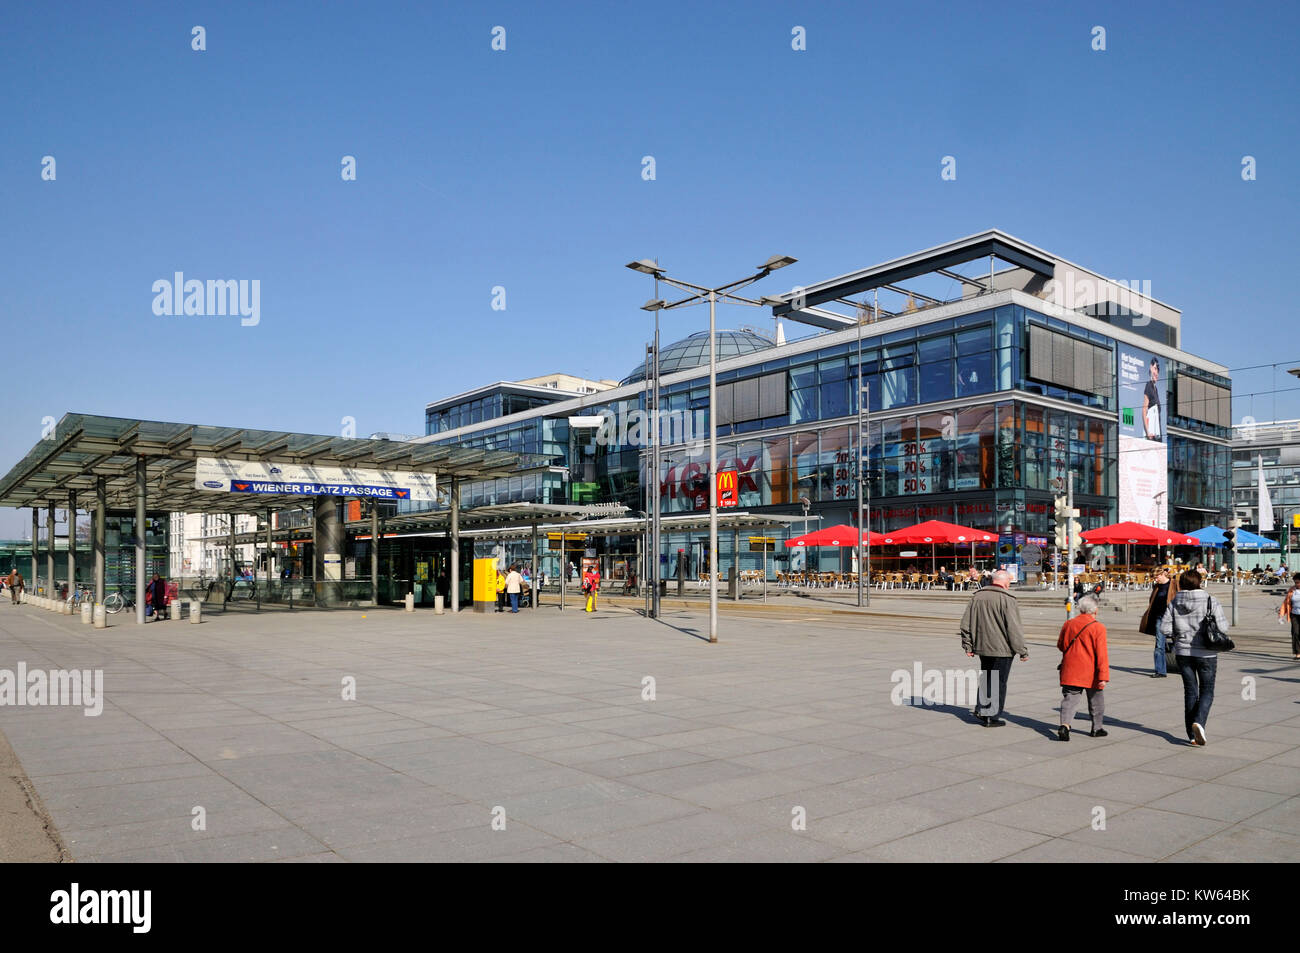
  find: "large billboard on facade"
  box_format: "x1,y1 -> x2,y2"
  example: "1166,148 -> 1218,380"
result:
193,457 -> 438,502
1117,345 -> 1167,528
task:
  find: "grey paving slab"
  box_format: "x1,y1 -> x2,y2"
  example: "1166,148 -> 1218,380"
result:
1161,824 -> 1300,862
1,596 -> 1295,863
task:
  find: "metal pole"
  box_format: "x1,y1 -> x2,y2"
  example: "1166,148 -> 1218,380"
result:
531,523 -> 538,611
370,504 -> 379,606
732,527 -> 740,602
135,457 -> 146,624
560,539 -> 566,611
449,477 -> 460,613
267,507 -> 274,590
652,280 -> 662,620
30,507 -> 38,594
857,309 -> 864,607
67,491 -> 76,600
94,477 -> 105,606
1066,470 -> 1075,617
46,501 -> 55,597
708,290 -> 718,643
643,344 -> 652,618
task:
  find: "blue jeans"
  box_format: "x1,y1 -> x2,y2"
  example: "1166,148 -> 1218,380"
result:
509,592 -> 519,612
1178,655 -> 1218,737
1153,628 -> 1167,675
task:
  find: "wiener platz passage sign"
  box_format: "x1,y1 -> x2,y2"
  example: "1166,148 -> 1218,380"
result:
193,457 -> 437,502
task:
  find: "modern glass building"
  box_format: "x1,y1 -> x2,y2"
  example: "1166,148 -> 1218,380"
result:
411,231 -> 1232,579
1231,418 -> 1300,566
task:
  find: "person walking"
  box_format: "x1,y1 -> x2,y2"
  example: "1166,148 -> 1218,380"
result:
960,569 -> 1029,727
1160,569 -> 1230,746
494,566 -> 507,613
582,565 -> 600,613
148,572 -> 169,621
11,570 -> 23,604
1140,567 -> 1178,678
1277,572 -> 1300,659
505,564 -> 522,613
4,569 -> 14,603
1056,594 -> 1110,740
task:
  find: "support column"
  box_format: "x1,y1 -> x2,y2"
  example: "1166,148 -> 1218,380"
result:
313,496 -> 344,607
266,508 -> 274,588
370,504 -> 379,606
67,491 -> 77,598
30,507 -> 38,593
530,522 -> 538,611
228,515 -> 236,580
449,477 -> 460,613
733,527 -> 740,602
135,457 -> 146,624
94,477 -> 106,605
47,502 -> 56,598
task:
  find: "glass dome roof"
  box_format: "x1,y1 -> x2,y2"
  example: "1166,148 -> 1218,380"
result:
622,329 -> 775,385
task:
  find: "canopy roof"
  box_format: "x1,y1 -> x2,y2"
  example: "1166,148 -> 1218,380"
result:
1186,525 -> 1279,549
0,413 -> 528,514
1080,522 -> 1198,546
785,524 -> 888,547
880,520 -> 997,545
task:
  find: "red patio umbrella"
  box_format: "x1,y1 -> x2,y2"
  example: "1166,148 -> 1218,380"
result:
1080,521 -> 1199,575
785,524 -> 887,576
881,520 -> 998,575
784,524 -> 888,548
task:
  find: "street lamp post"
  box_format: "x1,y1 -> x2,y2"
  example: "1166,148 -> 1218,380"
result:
626,255 -> 797,643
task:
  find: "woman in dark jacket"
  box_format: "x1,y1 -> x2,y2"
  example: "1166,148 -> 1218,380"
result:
1159,569 -> 1230,746
149,573 -> 168,621
1140,567 -> 1177,678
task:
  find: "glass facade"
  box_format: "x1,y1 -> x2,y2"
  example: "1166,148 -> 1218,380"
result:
420,304 -> 1229,571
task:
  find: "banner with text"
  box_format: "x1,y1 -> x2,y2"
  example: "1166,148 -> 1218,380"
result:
193,457 -> 437,502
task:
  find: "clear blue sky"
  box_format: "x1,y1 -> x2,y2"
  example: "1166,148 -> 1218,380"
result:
2,0 -> 1297,536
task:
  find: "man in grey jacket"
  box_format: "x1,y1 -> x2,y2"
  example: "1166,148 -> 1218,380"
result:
1159,569 -> 1230,745
960,570 -> 1030,726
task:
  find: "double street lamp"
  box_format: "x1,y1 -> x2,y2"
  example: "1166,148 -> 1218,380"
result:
626,254 -> 796,643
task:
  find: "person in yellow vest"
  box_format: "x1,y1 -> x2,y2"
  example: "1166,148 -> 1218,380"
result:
583,566 -> 600,613
495,567 -> 507,612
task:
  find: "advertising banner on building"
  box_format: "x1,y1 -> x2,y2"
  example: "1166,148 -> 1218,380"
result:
193,457 -> 438,502
1117,345 -> 1167,528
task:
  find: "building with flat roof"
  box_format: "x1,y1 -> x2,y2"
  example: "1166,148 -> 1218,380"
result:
413,230 -> 1232,580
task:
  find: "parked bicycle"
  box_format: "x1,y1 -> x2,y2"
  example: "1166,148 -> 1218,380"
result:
103,591 -> 134,614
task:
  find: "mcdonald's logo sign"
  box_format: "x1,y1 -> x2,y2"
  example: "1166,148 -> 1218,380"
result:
717,469 -> 739,508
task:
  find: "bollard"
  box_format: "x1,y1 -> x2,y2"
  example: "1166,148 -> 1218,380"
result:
434,594 -> 445,615
93,604 -> 106,628
189,599 -> 201,623
169,601 -> 181,621
81,602 -> 92,624
404,592 -> 414,612
61,601 -> 72,615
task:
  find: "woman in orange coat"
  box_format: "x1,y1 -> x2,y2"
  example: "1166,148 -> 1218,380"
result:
1056,594 -> 1110,741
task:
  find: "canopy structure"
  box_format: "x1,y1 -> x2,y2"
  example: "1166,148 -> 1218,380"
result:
1080,522 -> 1198,546
0,412 -> 532,622
880,520 -> 997,575
785,524 -> 887,548
1187,526 -> 1278,550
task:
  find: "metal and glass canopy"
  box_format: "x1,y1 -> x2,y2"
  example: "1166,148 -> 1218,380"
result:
0,413 -> 527,513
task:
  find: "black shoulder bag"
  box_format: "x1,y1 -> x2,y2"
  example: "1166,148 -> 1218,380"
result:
1196,598 -> 1235,652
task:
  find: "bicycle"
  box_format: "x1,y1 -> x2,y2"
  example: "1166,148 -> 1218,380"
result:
103,591 -> 134,614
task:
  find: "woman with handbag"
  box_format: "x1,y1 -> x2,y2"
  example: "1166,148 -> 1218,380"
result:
1276,572 -> 1300,659
1056,594 -> 1109,740
1140,567 -> 1178,678
1159,569 -> 1232,746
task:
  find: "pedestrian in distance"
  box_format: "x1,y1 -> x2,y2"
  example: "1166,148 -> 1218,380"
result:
1140,567 -> 1179,678
1056,594 -> 1109,740
959,569 -> 1029,727
505,564 -> 522,613
582,566 -> 600,613
495,566 -> 506,612
11,570 -> 23,604
148,572 -> 168,621
1160,569 -> 1230,746
1277,572 -> 1300,659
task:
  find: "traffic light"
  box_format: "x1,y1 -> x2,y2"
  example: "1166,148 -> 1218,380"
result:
1053,495 -> 1080,552
1223,529 -> 1235,553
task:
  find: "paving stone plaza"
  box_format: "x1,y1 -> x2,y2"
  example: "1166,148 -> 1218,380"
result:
0,590 -> 1296,863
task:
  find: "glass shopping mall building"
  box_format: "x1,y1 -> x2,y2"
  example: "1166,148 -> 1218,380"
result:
411,231 -> 1233,577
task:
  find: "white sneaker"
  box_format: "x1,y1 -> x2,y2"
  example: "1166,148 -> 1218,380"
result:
1192,723 -> 1207,746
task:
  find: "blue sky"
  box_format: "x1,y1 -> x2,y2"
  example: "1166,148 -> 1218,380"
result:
1,0 -> 1297,536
